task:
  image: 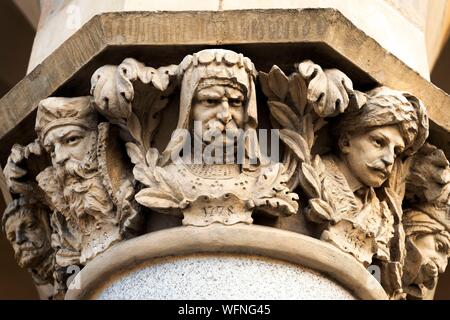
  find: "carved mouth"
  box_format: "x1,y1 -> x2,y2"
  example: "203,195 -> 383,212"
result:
366,163 -> 388,178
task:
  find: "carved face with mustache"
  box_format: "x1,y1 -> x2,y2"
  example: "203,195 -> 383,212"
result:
403,233 -> 450,299
191,84 -> 245,151
339,125 -> 406,188
5,210 -> 51,269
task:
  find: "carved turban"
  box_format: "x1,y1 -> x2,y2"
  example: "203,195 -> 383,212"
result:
403,205 -> 450,240
35,96 -> 97,142
335,86 -> 429,155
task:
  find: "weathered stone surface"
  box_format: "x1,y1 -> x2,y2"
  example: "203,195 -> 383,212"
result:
2,48 -> 449,300
1,10 -> 450,167
32,0 -> 437,76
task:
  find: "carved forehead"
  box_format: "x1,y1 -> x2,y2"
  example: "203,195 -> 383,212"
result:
195,85 -> 245,100
4,209 -> 35,231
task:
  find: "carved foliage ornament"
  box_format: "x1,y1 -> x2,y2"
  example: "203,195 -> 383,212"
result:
2,49 -> 449,300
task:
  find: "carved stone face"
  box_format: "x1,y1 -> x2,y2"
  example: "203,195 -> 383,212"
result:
340,125 -> 405,188
43,124 -> 97,169
191,84 -> 245,148
404,233 -> 450,298
5,211 -> 51,269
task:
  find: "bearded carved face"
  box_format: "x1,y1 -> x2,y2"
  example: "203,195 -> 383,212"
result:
191,83 -> 245,150
40,123 -> 111,220
339,125 -> 406,188
43,125 -> 96,168
403,233 -> 450,299
42,124 -> 98,184
5,210 -> 51,269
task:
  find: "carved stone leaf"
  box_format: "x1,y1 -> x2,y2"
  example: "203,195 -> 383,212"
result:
125,143 -> 145,165
135,188 -> 181,209
127,112 -> 143,144
253,196 -> 298,216
288,73 -> 307,116
132,164 -> 157,187
258,72 -> 277,100
301,113 -> 315,149
145,148 -> 159,167
279,129 -> 309,163
297,60 -> 354,117
300,162 -> 322,198
91,65 -> 131,120
10,144 -> 25,163
268,101 -> 300,131
155,167 -> 184,202
307,198 -> 334,223
268,65 -> 289,101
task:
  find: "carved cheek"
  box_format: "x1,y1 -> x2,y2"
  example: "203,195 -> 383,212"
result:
231,108 -> 245,127
192,104 -> 214,123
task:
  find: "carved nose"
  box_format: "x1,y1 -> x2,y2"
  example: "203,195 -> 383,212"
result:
436,256 -> 448,273
217,101 -> 232,124
382,150 -> 395,166
54,145 -> 68,165
15,231 -> 26,245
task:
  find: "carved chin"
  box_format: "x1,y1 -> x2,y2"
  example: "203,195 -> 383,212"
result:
17,250 -> 40,268
360,169 -> 388,187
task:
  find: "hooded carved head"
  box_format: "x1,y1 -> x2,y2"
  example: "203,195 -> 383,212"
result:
162,49 -> 260,166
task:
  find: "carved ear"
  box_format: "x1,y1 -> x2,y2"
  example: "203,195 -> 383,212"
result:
338,133 -> 351,154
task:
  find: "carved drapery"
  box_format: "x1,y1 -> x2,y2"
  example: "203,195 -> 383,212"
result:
2,49 -> 449,300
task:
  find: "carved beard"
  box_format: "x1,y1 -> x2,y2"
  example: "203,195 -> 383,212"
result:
16,240 -> 47,269
55,141 -> 114,222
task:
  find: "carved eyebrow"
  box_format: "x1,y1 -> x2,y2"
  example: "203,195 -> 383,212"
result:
196,87 -> 224,100
60,130 -> 85,141
227,93 -> 244,101
373,132 -> 405,149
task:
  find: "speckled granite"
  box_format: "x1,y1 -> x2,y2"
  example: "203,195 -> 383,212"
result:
97,254 -> 356,300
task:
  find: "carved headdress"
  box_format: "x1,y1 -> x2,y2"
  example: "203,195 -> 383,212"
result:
35,96 -> 96,142
335,86 -> 429,155
176,49 -> 258,131
404,143 -> 450,239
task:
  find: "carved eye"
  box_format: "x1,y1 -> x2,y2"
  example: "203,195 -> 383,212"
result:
206,99 -> 219,105
66,136 -> 82,145
371,137 -> 383,148
436,240 -> 447,253
26,222 -> 36,230
229,99 -> 242,107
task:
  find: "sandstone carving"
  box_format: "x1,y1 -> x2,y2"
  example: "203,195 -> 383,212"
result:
2,197 -> 55,299
399,144 -> 450,299
2,49 -> 448,300
91,50 -> 298,226
3,96 -> 142,297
